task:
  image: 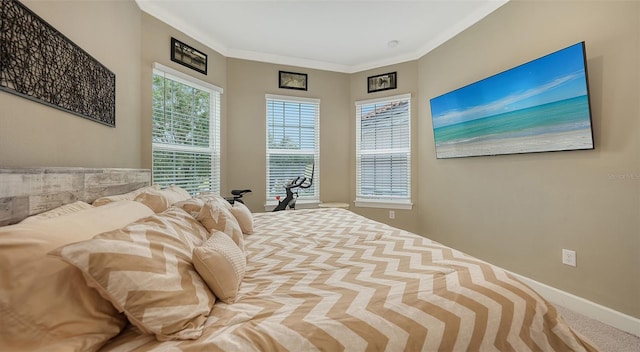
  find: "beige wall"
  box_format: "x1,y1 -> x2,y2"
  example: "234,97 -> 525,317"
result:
140,13 -> 228,190
418,0 -> 639,317
0,0 -> 142,168
226,59 -> 351,213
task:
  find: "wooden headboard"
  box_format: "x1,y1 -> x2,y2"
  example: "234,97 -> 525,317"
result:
0,167 -> 150,226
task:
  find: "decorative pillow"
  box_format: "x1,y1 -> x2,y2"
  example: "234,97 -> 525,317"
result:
19,201 -> 94,223
195,201 -> 245,252
0,200 -> 154,351
92,185 -> 160,206
49,207 -> 215,341
163,185 -> 193,204
133,187 -> 171,213
229,201 -> 254,235
192,231 -> 246,304
174,197 -> 205,216
176,192 -> 231,217
195,192 -> 232,210
134,185 -> 193,213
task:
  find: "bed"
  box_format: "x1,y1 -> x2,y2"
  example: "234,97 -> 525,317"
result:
0,168 -> 598,351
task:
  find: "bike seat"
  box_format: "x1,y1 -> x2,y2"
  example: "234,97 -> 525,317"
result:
231,189 -> 252,196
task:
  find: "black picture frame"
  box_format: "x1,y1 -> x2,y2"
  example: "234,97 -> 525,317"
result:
171,37 -> 207,75
279,71 -> 308,91
367,72 -> 397,93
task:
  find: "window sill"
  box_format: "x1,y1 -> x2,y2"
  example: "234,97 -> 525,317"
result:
354,199 -> 413,210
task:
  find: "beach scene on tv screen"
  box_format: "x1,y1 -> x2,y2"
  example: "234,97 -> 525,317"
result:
429,42 -> 594,159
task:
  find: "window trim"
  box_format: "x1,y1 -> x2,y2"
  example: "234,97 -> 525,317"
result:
151,62 -> 222,195
265,94 -> 320,209
354,93 -> 412,210
153,63 -> 223,93
354,199 -> 413,210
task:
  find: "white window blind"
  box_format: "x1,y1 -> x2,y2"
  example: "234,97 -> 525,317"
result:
355,93 -> 411,208
266,94 -> 319,203
152,64 -> 221,195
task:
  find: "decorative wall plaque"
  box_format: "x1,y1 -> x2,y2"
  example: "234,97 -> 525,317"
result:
0,0 -> 116,127
171,37 -> 208,75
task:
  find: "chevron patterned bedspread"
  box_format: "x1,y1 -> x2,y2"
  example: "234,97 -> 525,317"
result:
102,208 -> 597,351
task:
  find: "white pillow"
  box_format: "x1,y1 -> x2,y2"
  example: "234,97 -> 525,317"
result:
192,230 -> 246,304
229,202 -> 254,235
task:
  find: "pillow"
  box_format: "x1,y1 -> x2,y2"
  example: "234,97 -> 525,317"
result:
133,187 -> 170,213
192,231 -> 246,304
195,192 -> 232,210
175,192 -> 230,217
163,185 -> 192,204
92,184 -> 160,206
134,185 -> 193,213
0,200 -> 154,351
19,201 -> 94,223
174,197 -> 206,216
229,201 -> 254,235
195,201 -> 245,252
49,207 -> 215,341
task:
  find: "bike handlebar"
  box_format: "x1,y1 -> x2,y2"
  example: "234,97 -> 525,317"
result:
285,176 -> 311,190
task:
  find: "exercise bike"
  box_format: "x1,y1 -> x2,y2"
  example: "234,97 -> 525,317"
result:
272,164 -> 314,212
225,189 -> 252,205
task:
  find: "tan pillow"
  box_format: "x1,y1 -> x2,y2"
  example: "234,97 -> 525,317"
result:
229,201 -> 254,235
49,207 -> 215,341
0,200 -> 154,351
134,185 -> 193,213
19,201 -> 94,223
196,201 -> 245,252
176,192 -> 230,217
195,192 -> 232,210
174,198 -> 206,217
92,184 -> 160,206
133,187 -> 171,213
163,185 -> 192,204
193,231 -> 246,304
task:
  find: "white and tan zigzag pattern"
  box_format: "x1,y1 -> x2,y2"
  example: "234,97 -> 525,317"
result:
102,208 -> 598,352
51,207 -> 215,341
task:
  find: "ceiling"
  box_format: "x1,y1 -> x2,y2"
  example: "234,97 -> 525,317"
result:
136,0 -> 509,73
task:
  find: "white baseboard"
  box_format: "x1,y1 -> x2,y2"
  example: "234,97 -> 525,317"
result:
510,272 -> 640,338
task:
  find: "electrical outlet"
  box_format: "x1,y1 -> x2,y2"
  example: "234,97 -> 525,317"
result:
389,210 -> 395,219
562,249 -> 577,267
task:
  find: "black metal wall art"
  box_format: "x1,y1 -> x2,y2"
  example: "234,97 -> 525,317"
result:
0,0 -> 116,127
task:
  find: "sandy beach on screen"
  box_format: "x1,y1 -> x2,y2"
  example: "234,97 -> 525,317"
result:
435,129 -> 593,158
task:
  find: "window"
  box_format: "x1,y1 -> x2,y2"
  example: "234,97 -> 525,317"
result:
355,93 -> 411,209
152,63 -> 222,195
266,94 -> 319,205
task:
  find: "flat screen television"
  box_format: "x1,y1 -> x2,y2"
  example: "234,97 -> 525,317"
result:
429,42 -> 594,159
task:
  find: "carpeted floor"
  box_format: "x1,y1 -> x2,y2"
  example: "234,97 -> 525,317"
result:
556,305 -> 640,352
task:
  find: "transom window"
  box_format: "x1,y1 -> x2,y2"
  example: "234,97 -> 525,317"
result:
152,63 -> 221,195
355,93 -> 412,209
266,94 -> 320,205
